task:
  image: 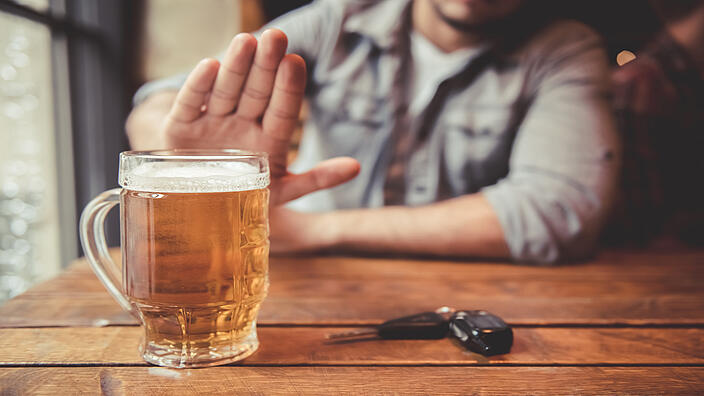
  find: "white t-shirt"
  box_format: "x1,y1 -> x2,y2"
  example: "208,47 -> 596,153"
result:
408,31 -> 482,116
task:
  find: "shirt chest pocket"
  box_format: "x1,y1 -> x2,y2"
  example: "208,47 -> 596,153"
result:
441,107 -> 515,192
311,87 -> 391,158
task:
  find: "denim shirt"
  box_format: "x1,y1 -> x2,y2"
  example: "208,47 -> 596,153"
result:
134,0 -> 621,263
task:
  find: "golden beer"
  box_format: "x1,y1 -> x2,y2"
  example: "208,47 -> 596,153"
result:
80,150 -> 270,368
121,188 -> 269,366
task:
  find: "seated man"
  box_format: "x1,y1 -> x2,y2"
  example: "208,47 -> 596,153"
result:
126,0 -> 620,264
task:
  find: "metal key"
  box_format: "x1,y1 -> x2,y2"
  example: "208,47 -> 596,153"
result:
327,309 -> 451,340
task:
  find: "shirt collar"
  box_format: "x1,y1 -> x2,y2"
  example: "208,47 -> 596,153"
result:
341,0 -> 525,68
342,0 -> 413,50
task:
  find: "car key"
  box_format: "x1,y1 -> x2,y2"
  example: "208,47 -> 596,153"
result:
327,311 -> 449,340
448,310 -> 513,356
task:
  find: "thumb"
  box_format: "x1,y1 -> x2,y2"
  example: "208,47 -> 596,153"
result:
272,157 -> 360,205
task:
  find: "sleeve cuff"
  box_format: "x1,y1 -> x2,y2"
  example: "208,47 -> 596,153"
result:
482,182 -> 563,265
132,73 -> 188,107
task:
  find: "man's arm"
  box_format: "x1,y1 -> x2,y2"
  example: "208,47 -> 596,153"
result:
479,23 -> 620,263
274,22 -> 620,264
272,193 -> 510,258
125,91 -> 176,150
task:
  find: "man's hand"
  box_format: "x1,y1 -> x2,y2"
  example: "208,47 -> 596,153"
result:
155,29 -> 359,205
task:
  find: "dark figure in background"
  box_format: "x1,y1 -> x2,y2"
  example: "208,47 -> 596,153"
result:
610,0 -> 704,246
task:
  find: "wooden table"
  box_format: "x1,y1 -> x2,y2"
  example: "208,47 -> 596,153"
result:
1,249 -> 703,394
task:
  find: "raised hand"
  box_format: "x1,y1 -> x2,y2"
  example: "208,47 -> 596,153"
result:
160,29 -> 359,205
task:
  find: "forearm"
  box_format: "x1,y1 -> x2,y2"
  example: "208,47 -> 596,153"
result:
125,90 -> 177,150
319,193 -> 510,259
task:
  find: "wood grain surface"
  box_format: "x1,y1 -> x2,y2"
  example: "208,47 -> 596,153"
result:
1,249 -> 702,327
1,249 -> 703,394
0,327 -> 703,366
1,367 -> 702,395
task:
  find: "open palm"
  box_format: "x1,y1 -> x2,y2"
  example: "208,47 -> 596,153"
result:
160,29 -> 359,205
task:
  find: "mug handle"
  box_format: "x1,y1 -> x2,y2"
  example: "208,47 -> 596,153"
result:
79,188 -> 137,317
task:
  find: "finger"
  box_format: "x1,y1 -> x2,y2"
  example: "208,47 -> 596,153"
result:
274,157 -> 361,205
207,33 -> 257,116
262,54 -> 307,141
168,58 -> 219,123
235,29 -> 288,120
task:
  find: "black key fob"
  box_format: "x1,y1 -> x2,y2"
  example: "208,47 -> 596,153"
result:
378,311 -> 449,339
448,310 -> 513,356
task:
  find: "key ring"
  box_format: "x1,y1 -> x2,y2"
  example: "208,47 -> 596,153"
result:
435,306 -> 456,320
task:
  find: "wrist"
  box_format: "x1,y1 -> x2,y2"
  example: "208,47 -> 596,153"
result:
126,91 -> 177,150
315,211 -> 342,250
268,207 -> 342,254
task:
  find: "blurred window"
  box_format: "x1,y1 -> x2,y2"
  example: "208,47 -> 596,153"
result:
0,0 -> 69,303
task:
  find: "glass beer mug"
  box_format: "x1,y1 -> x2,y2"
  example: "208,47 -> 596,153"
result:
80,150 -> 270,368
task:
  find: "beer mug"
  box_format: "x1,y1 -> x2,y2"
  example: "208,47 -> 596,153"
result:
80,150 -> 270,368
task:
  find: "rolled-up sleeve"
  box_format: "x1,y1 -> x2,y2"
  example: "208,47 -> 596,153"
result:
481,24 -> 621,264
133,73 -> 187,106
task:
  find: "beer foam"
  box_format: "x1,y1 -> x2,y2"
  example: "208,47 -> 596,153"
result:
120,162 -> 269,193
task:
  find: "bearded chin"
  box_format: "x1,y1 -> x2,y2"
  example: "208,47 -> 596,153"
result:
437,14 -> 486,32
429,1 -> 527,36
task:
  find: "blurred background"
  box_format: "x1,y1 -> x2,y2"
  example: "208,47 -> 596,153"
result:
0,0 -> 667,303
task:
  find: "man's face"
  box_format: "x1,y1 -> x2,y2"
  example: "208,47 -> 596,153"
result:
429,0 -> 526,31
